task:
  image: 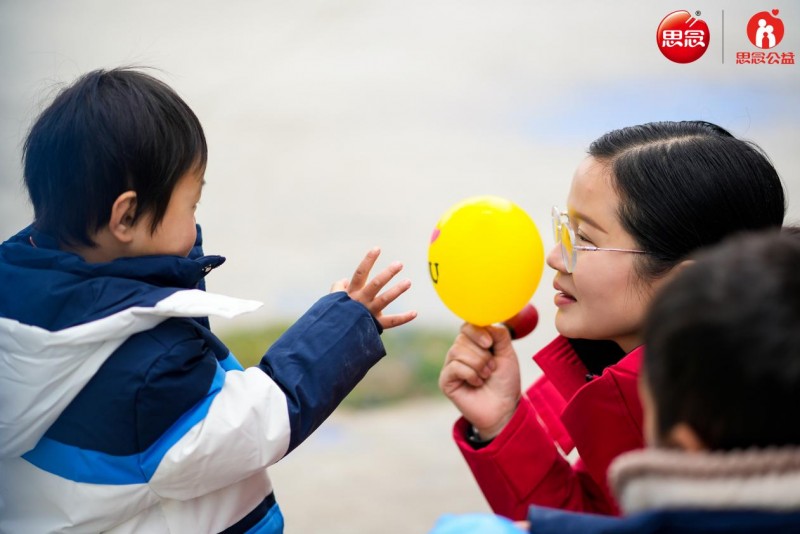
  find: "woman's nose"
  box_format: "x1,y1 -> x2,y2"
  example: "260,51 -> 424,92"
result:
546,243 -> 567,273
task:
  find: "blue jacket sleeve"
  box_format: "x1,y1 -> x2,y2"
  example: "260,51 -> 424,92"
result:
257,291 -> 385,452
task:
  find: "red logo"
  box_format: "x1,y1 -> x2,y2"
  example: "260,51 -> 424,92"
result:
747,10 -> 785,49
657,10 -> 710,63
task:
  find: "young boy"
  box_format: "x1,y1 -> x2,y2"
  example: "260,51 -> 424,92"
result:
432,229 -> 800,533
0,68 -> 416,533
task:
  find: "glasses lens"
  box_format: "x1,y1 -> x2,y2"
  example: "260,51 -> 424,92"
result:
551,207 -> 561,244
561,224 -> 575,273
553,207 -> 577,274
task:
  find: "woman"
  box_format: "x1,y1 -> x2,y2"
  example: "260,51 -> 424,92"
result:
438,121 -> 786,519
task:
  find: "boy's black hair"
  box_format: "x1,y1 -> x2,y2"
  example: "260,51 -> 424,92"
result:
643,230 -> 800,450
589,121 -> 786,281
23,67 -> 207,247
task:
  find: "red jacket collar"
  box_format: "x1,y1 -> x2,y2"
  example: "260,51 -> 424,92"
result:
533,336 -> 644,402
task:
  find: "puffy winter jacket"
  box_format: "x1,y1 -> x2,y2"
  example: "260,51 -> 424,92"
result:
0,226 -> 385,533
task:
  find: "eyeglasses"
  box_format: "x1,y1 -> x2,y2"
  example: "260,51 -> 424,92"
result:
552,206 -> 649,274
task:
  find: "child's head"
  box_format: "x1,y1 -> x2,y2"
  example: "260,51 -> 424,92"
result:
23,67 -> 207,258
642,230 -> 800,451
547,121 -> 785,352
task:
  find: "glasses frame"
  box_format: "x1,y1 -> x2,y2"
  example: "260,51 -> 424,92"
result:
552,206 -> 649,274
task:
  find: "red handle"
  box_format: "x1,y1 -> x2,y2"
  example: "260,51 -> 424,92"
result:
503,303 -> 539,340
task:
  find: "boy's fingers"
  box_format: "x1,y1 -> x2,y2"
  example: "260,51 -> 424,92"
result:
378,310 -> 417,329
330,278 -> 349,292
349,247 -> 381,291
361,261 -> 403,300
371,279 -> 411,312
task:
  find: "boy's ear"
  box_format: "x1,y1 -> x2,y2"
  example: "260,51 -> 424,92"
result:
666,422 -> 707,452
108,191 -> 139,243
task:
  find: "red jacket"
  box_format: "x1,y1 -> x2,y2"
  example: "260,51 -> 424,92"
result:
453,336 -> 644,520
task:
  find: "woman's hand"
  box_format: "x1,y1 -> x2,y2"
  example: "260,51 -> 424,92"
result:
331,247 -> 417,330
439,323 -> 521,440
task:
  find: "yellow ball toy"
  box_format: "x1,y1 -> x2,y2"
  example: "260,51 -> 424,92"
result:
428,196 -> 544,326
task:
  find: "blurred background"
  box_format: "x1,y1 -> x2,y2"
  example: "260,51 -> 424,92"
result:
2,1 -> 799,532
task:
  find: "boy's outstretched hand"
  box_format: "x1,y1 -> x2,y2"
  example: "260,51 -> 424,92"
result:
331,247 -> 417,330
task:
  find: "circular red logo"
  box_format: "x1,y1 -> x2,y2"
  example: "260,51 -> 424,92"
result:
747,10 -> 784,49
656,10 -> 710,63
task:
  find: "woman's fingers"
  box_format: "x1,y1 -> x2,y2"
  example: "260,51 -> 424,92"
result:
445,337 -> 496,379
441,358 -> 488,389
459,323 -> 494,350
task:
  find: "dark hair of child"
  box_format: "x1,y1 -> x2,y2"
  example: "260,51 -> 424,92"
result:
644,230 -> 800,450
23,67 -> 207,247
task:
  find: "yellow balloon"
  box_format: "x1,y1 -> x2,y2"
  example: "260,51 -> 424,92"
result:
428,196 -> 544,326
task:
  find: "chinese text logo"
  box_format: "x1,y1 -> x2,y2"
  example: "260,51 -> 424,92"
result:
737,8 -> 794,65
657,10 -> 710,63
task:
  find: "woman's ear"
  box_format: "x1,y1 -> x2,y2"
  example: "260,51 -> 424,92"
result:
108,191 -> 138,243
649,259 -> 696,298
659,258 -> 695,286
666,422 -> 707,452
672,258 -> 695,275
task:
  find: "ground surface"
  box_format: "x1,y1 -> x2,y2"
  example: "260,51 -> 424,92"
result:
270,398 -> 491,533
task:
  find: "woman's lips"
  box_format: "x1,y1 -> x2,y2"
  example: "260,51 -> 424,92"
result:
554,282 -> 577,307
554,292 -> 577,307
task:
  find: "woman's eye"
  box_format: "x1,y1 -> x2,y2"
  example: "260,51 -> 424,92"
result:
575,231 -> 593,244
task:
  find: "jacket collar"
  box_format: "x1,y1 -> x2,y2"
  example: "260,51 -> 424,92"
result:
533,335 -> 643,402
610,447 -> 800,514
3,225 -> 224,290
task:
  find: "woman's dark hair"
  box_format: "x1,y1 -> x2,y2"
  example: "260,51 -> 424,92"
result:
23,67 -> 208,247
589,121 -> 786,281
643,230 -> 800,450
